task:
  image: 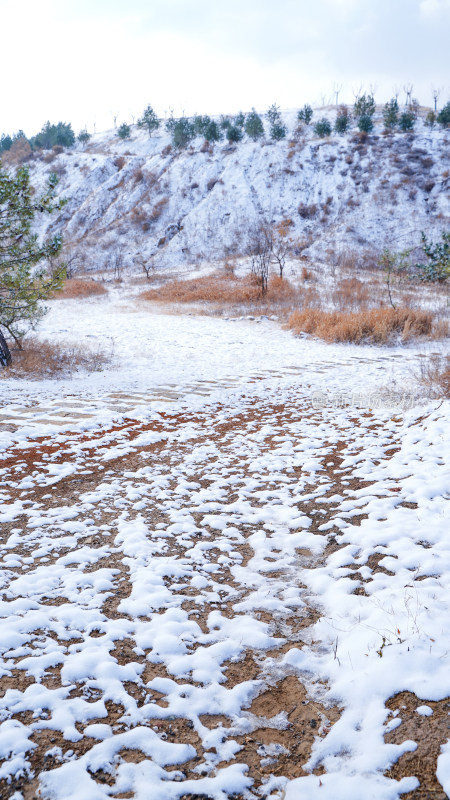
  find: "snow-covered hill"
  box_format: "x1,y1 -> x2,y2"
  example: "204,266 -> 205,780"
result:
25,107 -> 450,271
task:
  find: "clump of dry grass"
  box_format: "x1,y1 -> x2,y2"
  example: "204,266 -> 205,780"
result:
332,277 -> 370,311
1,338 -> 111,379
55,278 -> 107,299
288,307 -> 436,344
140,272 -> 300,309
141,272 -> 261,305
418,354 -> 450,398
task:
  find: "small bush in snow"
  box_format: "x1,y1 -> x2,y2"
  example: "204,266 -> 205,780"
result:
398,111 -> 415,131
358,114 -> 374,133
171,118 -> 195,149
297,105 -> 313,124
267,104 -> 287,140
383,99 -> 399,129
226,125 -> 243,143
193,115 -> 211,137
245,109 -> 264,140
0,133 -> 13,152
204,120 -> 222,143
425,111 -> 437,128
334,106 -> 350,134
437,101 -> 450,127
77,129 -> 91,144
270,121 -> 287,140
117,123 -> 131,140
137,104 -> 160,137
314,118 -> 332,137
354,93 -> 376,119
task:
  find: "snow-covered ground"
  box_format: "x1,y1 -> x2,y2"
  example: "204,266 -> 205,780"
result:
0,284 -> 441,451
1,288 -> 449,798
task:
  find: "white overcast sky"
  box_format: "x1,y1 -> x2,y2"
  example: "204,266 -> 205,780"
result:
1,0 -> 449,136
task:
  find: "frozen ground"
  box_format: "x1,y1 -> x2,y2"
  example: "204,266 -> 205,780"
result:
0,288 -> 449,799
0,283 -> 442,450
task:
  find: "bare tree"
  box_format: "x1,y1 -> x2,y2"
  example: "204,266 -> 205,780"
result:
111,246 -> 125,280
271,221 -> 293,278
247,223 -> 272,295
62,246 -> 83,279
352,84 -> 364,102
403,83 -> 413,107
112,112 -> 120,129
392,85 -> 401,101
333,83 -> 342,105
432,86 -> 441,111
135,253 -> 155,280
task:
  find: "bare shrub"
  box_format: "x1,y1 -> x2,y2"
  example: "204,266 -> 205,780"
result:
298,203 -> 318,219
150,197 -> 169,221
114,156 -> 126,170
1,139 -> 33,165
1,338 -> 111,378
133,167 -> 144,184
54,278 -> 107,299
247,225 -> 272,294
131,207 -> 147,226
162,144 -> 172,156
418,354 -> 450,397
147,171 -> 159,187
135,254 -> 155,279
287,307 -> 435,344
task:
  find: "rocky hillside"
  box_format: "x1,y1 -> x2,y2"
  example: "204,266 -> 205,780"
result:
21,107 -> 450,272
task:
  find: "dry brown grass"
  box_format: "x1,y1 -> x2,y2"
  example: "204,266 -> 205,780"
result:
140,272 -> 299,310
288,307 -> 436,344
1,138 -> 33,165
1,338 -> 111,379
418,354 -> 450,398
54,278 -> 108,299
332,277 -> 370,311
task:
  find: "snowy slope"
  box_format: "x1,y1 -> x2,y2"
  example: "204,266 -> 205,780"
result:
23,107 -> 450,271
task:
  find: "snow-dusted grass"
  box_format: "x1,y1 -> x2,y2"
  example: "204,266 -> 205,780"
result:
417,352 -> 450,398
140,272 -> 300,316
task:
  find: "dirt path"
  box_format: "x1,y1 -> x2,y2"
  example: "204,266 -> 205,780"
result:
0,389 -> 448,798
